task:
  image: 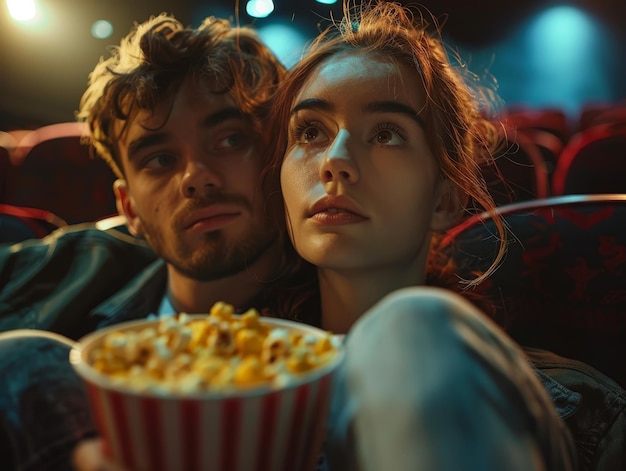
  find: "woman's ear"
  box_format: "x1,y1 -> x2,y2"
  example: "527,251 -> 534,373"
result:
430,179 -> 464,232
113,179 -> 144,238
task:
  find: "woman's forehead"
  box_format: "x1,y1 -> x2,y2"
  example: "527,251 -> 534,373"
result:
295,52 -> 426,109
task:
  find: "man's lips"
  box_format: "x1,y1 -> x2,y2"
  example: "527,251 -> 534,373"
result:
182,206 -> 241,231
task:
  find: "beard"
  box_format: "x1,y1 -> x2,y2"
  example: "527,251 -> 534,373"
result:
164,228 -> 278,281
139,196 -> 279,281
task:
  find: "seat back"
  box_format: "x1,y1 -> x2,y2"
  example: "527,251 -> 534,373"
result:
442,194 -> 626,387
8,123 -> 117,224
552,124 -> 626,195
503,107 -> 571,145
480,127 -> 550,206
0,146 -> 11,203
0,204 -> 67,243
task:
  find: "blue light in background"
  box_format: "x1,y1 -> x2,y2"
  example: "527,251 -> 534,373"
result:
246,0 -> 275,19
459,6 -> 617,118
524,6 -> 611,115
91,20 -> 114,40
257,23 -> 309,68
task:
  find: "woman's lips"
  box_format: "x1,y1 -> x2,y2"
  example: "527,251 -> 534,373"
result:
308,195 -> 368,225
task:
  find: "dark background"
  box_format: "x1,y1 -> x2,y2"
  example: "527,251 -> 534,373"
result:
1,0 -> 625,130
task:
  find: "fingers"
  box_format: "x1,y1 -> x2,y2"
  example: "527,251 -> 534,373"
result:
72,439 -> 128,471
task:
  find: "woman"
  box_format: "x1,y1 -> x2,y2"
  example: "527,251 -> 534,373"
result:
265,1 -> 624,470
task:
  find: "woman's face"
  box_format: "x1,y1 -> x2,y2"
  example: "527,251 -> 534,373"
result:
280,52 -> 455,273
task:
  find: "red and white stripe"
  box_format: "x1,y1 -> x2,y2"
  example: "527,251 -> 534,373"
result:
85,372 -> 335,471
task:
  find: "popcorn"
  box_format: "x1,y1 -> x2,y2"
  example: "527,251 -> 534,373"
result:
87,303 -> 339,394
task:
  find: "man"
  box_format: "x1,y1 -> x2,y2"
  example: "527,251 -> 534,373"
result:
0,13 -> 302,339
0,14 -> 306,470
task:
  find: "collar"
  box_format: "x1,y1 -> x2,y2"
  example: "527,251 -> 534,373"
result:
533,366 -> 582,419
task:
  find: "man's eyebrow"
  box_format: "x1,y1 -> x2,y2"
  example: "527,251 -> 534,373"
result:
202,107 -> 247,128
364,101 -> 425,128
127,107 -> 247,159
127,133 -> 166,160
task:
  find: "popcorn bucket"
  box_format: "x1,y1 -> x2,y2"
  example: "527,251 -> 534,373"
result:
70,314 -> 344,471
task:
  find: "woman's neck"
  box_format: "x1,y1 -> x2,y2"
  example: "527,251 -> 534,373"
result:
318,264 -> 426,334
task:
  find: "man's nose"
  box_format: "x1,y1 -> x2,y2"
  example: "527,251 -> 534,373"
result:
179,158 -> 222,198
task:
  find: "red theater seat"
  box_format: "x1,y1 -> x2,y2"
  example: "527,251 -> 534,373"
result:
0,204 -> 67,243
442,194 -> 626,387
7,123 -> 117,224
552,123 -> 626,195
479,126 -> 550,206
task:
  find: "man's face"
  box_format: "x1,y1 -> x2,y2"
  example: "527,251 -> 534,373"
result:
115,77 -> 278,281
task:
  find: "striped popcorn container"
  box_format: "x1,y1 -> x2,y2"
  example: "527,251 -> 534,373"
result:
70,316 -> 344,471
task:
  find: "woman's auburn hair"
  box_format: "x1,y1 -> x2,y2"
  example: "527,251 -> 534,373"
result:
265,0 -> 507,292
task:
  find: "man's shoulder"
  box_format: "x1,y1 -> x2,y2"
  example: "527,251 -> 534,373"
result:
0,224 -> 159,337
0,223 -> 153,260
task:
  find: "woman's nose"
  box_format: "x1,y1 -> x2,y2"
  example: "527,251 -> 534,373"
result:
179,158 -> 221,198
320,129 -> 359,184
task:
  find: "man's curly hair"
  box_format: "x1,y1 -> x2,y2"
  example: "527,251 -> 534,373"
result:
77,14 -> 286,178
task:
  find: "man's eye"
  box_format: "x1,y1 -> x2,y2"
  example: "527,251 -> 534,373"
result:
145,154 -> 176,169
218,133 -> 246,149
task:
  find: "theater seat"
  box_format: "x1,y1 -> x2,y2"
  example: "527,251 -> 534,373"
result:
8,123 -> 117,224
442,194 -> 626,387
552,123 -> 626,195
0,146 -> 11,203
479,126 -> 550,206
0,204 -> 67,244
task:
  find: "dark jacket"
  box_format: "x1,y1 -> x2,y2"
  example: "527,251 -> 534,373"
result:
0,224 -> 158,340
528,348 -> 626,471
0,225 -> 624,471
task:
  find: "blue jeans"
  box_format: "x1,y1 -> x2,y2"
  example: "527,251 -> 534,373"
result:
325,287 -> 577,471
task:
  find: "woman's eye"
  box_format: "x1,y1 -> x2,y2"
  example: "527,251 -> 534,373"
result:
296,124 -> 328,144
145,153 -> 176,169
372,124 -> 407,146
301,126 -> 321,143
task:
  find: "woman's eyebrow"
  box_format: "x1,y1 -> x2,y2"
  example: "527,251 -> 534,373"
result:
364,101 -> 425,128
290,98 -> 332,115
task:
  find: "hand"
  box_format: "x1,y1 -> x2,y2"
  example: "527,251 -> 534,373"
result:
73,439 -> 129,471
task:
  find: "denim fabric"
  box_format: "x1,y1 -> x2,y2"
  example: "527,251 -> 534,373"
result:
1,292 -> 624,470
0,330 -> 95,471
325,287 -> 578,471
529,348 -> 626,471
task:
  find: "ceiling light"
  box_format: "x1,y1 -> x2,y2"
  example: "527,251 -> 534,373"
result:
246,0 -> 275,19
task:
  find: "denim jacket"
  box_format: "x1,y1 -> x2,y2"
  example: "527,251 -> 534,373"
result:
529,348 -> 626,471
